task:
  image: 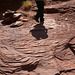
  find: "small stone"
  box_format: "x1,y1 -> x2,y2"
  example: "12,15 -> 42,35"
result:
13,13 -> 22,18
65,18 -> 68,21
18,17 -> 28,22
54,41 -> 59,44
3,10 -> 15,18
10,21 -> 23,27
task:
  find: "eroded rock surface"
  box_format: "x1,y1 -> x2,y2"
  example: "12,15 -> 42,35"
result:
0,0 -> 75,75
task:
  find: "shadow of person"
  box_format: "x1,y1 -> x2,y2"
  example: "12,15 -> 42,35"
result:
30,23 -> 48,40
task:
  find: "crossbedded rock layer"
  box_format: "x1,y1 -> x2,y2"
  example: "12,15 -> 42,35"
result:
0,0 -> 75,75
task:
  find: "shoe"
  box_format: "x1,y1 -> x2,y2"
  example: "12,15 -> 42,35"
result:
40,19 -> 44,25
40,18 -> 44,23
40,21 -> 44,25
33,17 -> 39,23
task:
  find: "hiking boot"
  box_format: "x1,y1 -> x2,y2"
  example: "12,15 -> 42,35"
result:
40,21 -> 44,25
33,17 -> 39,23
40,18 -> 44,23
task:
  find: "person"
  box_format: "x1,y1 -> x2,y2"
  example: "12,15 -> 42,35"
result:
34,0 -> 46,23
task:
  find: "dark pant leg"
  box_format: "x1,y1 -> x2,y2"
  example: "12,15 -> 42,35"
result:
35,1 -> 44,22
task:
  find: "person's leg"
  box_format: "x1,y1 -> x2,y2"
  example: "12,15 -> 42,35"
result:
34,1 -> 44,22
35,1 -> 40,20
39,1 -> 44,22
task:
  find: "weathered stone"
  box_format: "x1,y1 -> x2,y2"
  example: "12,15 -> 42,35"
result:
0,0 -> 24,10
10,21 -> 23,27
18,17 -> 28,22
3,10 -> 22,23
13,13 -> 22,18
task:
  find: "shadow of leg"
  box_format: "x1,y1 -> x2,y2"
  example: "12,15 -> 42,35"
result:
30,23 -> 48,40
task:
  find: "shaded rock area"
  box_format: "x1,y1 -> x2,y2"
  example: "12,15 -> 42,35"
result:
0,0 -> 24,11
0,0 -> 75,75
0,0 -> 24,20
